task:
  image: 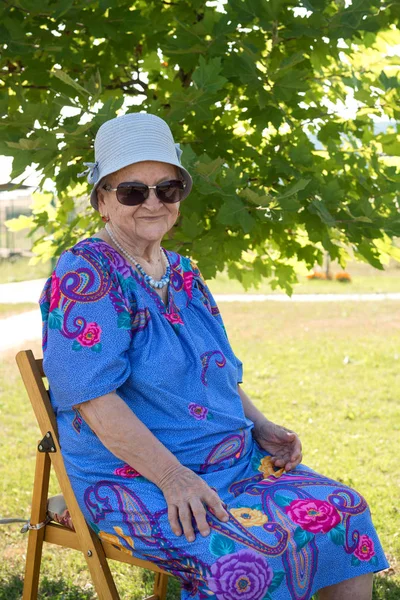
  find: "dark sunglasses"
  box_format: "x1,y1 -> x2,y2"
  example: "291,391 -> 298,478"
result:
102,179 -> 186,206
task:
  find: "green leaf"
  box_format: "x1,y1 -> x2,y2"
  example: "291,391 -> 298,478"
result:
6,138 -> 41,151
196,156 -> 225,179
274,495 -> 292,508
268,570 -> 285,592
51,69 -> 90,97
192,55 -> 228,94
40,301 -> 50,322
181,214 -> 203,238
117,311 -> 132,330
240,188 -> 272,207
48,308 -> 63,330
209,533 -> 235,557
293,527 -> 314,551
309,199 -> 336,227
277,179 -> 311,201
237,208 -> 256,234
91,343 -> 102,353
5,215 -> 35,232
369,555 -> 379,566
329,523 -> 346,546
351,555 -> 361,567
72,340 -> 83,351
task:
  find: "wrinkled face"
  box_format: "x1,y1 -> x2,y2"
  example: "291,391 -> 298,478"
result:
97,160 -> 181,244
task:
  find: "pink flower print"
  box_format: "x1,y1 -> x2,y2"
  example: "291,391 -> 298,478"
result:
49,272 -> 61,312
188,403 -> 208,420
114,464 -> 142,478
164,311 -> 184,325
183,270 -> 194,300
77,322 -> 102,347
354,535 -> 375,561
286,499 -> 341,533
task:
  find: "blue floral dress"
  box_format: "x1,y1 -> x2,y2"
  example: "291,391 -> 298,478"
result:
39,237 -> 389,600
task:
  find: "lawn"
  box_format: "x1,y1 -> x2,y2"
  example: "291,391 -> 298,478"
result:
0,299 -> 399,599
208,257 -> 400,295
0,257 -> 52,284
1,255 -> 400,296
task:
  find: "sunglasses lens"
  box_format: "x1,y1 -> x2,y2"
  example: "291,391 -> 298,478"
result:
157,180 -> 185,203
116,184 -> 147,206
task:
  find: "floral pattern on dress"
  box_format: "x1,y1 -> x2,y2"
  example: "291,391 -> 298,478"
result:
229,507 -> 269,528
258,456 -> 285,479
114,464 -> 142,478
351,534 -> 379,567
206,549 -> 276,600
188,403 -> 214,421
41,238 -> 389,600
285,499 -> 341,534
39,239 -> 151,352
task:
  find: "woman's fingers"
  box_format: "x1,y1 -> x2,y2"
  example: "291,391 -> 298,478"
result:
190,498 -> 210,537
178,503 -> 196,542
167,504 -> 182,537
205,490 -> 229,523
291,437 -> 302,461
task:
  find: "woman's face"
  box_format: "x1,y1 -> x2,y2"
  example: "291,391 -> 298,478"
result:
97,160 -> 181,245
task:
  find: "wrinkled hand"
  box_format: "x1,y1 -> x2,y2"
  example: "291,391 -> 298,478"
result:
253,420 -> 302,472
158,466 -> 229,543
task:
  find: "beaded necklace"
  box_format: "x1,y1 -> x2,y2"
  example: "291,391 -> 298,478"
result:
105,223 -> 170,289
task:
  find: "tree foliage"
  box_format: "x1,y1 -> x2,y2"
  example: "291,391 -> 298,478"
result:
2,0 -> 400,292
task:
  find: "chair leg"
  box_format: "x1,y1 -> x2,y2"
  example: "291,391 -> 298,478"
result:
22,449 -> 51,600
144,571 -> 169,600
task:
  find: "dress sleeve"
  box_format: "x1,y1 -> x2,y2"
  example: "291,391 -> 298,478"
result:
190,260 -> 244,384
40,245 -> 133,410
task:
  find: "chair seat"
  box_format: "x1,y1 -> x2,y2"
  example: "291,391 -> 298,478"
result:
47,494 -> 74,531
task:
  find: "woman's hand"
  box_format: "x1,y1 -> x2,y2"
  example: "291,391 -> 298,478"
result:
253,420 -> 302,472
158,466 -> 229,543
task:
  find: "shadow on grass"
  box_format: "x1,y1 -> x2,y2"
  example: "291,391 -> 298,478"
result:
0,574 -> 95,600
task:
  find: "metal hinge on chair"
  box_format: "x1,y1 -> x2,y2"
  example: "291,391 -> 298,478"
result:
38,431 -> 56,453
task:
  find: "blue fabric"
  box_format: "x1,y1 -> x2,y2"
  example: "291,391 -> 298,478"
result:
40,237 -> 389,600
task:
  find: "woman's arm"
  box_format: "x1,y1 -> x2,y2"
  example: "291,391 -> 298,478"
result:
237,383 -> 270,437
74,392 -> 229,542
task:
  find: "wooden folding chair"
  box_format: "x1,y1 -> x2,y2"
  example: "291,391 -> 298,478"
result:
16,349 -> 171,600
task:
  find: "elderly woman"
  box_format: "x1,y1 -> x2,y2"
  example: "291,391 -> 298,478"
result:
40,112 -> 388,600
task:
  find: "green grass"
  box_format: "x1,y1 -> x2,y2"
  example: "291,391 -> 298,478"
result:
0,304 -> 38,319
0,300 -> 399,599
0,257 -> 52,284
1,255 -> 400,296
208,258 -> 400,295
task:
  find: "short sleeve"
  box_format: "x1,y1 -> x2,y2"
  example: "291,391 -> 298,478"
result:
39,245 -> 133,411
190,260 -> 244,384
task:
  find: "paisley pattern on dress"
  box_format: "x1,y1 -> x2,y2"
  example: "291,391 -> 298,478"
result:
39,239 -> 152,352
200,351 -> 226,386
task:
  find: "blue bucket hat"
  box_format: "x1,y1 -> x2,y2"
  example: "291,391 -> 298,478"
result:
78,112 -> 193,210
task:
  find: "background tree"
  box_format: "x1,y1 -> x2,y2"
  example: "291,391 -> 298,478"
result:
1,0 -> 400,292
